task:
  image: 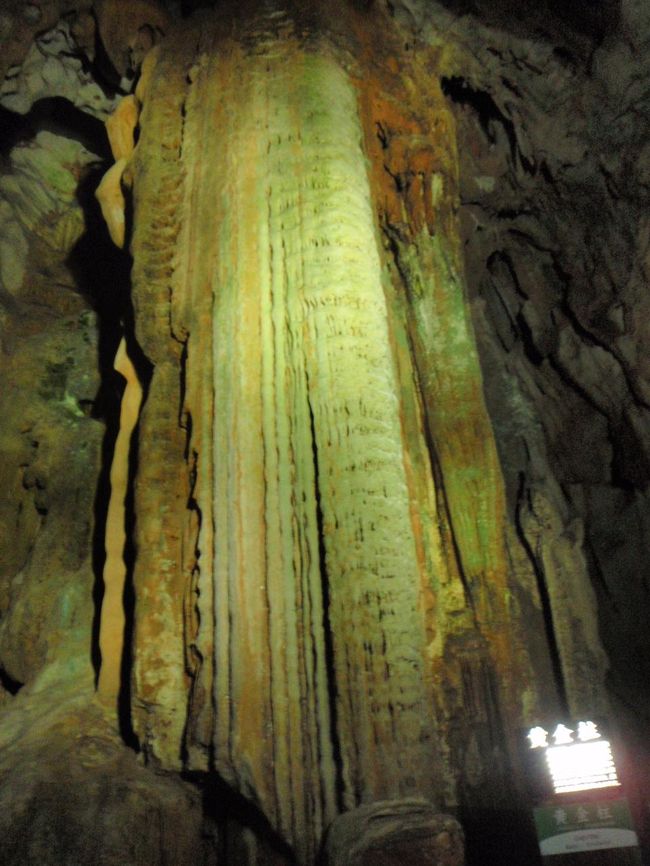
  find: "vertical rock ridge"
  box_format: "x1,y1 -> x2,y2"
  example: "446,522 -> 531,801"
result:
518,483 -> 609,717
291,51 -> 441,810
128,25 -> 198,765
200,36 -> 342,859
356,45 -> 535,811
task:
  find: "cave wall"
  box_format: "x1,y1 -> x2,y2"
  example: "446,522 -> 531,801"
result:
435,0 -> 650,777
0,1 -> 648,864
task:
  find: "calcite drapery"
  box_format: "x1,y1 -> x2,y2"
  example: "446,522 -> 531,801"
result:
118,2 -> 530,861
97,337 -> 143,705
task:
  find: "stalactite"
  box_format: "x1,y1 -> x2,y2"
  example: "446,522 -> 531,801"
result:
354,41 -> 533,819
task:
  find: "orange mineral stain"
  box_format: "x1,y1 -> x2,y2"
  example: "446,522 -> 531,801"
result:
97,337 -> 142,708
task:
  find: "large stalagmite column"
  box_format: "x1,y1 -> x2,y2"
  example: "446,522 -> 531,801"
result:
130,20 -> 443,858
124,2 -> 531,862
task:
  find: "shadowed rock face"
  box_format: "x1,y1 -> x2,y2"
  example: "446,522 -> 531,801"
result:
323,799 -> 464,866
0,1 -> 649,864
0,692 -> 207,866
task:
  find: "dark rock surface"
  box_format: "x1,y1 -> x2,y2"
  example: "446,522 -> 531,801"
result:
430,0 -> 650,768
324,800 -> 464,866
0,689 -> 211,866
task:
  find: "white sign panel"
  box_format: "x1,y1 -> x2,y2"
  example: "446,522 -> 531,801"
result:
534,799 -> 639,857
540,828 -> 638,856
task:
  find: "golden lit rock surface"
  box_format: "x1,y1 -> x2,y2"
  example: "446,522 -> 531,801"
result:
125,4 -> 536,860
95,157 -> 127,248
97,337 -> 142,708
106,94 -> 140,161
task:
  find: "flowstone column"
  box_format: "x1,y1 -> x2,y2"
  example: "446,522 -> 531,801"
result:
122,3 -> 527,862
129,13 -> 443,858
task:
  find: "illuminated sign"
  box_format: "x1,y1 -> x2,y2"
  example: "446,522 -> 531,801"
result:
526,721 -> 621,795
534,799 -> 639,856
